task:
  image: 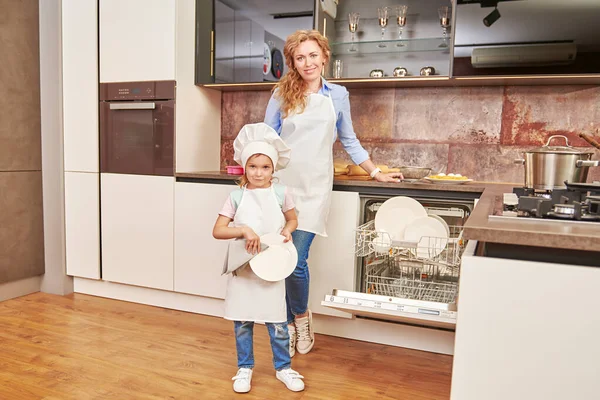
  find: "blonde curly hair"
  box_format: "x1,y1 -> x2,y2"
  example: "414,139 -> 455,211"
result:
274,30 -> 331,118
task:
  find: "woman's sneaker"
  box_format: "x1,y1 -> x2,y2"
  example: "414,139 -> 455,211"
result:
276,368 -> 305,392
232,368 -> 252,393
288,323 -> 297,358
295,310 -> 315,354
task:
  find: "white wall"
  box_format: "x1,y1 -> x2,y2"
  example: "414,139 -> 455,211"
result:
39,0 -> 73,296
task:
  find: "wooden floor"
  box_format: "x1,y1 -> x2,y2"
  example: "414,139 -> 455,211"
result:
0,293 -> 453,399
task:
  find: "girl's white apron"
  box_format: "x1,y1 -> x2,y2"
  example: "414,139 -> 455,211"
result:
224,186 -> 287,323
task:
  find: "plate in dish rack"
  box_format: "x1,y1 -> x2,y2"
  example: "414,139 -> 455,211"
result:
374,196 -> 428,240
423,177 -> 474,185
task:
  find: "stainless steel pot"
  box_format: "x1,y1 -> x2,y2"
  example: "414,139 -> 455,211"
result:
514,135 -> 600,190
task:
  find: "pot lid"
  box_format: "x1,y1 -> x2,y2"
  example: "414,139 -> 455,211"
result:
528,135 -> 594,155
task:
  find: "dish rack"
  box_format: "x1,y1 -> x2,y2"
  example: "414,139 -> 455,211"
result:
355,220 -> 465,304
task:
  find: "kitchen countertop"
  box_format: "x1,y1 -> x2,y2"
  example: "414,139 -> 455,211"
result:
176,171 -> 600,252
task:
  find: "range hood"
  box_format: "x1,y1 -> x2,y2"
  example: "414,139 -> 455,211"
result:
471,43 -> 577,68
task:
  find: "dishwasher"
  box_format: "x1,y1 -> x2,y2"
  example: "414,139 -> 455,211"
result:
321,194 -> 473,330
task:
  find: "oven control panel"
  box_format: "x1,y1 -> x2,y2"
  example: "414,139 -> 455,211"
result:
100,80 -> 175,101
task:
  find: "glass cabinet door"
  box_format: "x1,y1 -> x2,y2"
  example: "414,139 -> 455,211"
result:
201,0 -> 315,84
325,0 -> 454,80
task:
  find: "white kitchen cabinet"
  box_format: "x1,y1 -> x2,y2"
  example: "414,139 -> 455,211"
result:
451,250 -> 600,400
64,172 -> 101,279
174,0 -> 222,173
173,182 -> 231,299
308,191 -> 359,319
101,174 -> 174,290
62,0 -> 99,172
99,0 -> 176,82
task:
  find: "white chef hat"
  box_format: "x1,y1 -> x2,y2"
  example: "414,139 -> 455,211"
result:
233,123 -> 291,171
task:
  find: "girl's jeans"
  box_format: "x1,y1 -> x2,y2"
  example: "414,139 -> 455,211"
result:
234,321 -> 291,371
286,230 -> 316,324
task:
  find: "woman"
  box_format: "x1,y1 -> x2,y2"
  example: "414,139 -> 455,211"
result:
264,30 -> 403,357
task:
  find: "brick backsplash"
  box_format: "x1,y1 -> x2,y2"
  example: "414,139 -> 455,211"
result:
221,85 -> 600,183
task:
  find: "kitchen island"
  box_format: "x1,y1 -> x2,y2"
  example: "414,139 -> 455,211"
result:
447,184 -> 600,399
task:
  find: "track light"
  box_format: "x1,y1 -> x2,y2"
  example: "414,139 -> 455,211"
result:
483,7 -> 501,27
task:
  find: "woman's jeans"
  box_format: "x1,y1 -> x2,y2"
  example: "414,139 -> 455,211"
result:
234,321 -> 290,370
287,230 -> 316,324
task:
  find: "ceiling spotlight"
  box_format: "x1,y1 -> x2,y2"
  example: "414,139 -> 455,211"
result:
483,7 -> 501,27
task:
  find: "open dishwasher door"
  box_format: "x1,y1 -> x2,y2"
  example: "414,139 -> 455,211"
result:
322,289 -> 458,329
322,195 -> 476,330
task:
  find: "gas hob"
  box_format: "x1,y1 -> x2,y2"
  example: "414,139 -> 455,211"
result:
502,182 -> 600,223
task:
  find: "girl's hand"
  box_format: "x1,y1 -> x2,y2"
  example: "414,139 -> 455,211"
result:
374,172 -> 404,183
241,226 -> 261,254
281,228 -> 293,243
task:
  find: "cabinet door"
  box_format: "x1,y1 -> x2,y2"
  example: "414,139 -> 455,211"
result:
65,172 -> 101,279
62,0 -> 99,172
195,0 -> 214,84
99,0 -> 176,82
101,174 -> 174,290
308,191 -> 359,318
214,0 -> 234,83
174,182 -> 232,299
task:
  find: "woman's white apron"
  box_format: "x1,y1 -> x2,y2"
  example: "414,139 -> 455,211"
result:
275,92 -> 337,236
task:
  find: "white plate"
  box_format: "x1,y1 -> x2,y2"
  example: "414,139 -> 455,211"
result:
374,196 -> 427,240
249,234 -> 298,282
423,177 -> 474,185
404,216 -> 449,258
428,214 -> 450,237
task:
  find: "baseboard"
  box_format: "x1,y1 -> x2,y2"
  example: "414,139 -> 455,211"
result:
0,275 -> 42,302
73,277 -> 225,317
73,277 -> 455,355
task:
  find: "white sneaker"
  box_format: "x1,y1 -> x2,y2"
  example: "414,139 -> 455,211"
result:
288,324 -> 296,358
232,368 -> 252,393
295,310 -> 315,354
276,368 -> 305,392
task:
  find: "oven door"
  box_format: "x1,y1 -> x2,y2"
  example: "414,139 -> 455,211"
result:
100,100 -> 174,176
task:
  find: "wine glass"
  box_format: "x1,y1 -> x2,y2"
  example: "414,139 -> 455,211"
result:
348,12 -> 360,52
396,5 -> 408,47
438,6 -> 451,48
377,7 -> 389,48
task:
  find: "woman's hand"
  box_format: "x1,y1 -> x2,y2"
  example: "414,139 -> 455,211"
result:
281,228 -> 293,243
374,172 -> 404,183
241,226 -> 261,254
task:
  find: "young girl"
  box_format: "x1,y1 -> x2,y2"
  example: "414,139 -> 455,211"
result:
212,123 -> 305,393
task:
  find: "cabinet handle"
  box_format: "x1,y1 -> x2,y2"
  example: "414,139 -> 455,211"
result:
323,17 -> 327,38
210,30 -> 215,77
110,102 -> 156,110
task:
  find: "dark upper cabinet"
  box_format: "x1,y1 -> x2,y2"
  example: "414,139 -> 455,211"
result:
452,0 -> 600,77
195,0 -> 315,85
196,0 -> 215,84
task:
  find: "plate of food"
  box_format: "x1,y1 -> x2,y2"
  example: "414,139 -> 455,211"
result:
423,173 -> 473,185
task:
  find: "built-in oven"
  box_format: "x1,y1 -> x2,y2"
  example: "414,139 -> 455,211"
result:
100,80 -> 175,176
322,194 -> 474,330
